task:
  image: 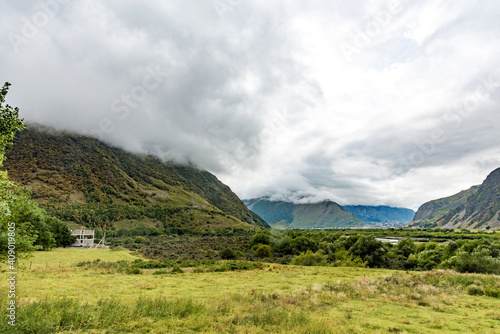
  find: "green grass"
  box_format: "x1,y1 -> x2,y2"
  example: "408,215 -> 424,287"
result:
1,249 -> 500,333
17,247 -> 142,268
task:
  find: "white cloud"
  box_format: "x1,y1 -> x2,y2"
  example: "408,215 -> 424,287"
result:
1,0 -> 500,210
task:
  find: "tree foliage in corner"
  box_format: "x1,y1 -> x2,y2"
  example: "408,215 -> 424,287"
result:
0,82 -> 25,220
0,82 -> 74,261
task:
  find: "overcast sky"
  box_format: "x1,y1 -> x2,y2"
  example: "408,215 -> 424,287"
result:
1,0 -> 500,210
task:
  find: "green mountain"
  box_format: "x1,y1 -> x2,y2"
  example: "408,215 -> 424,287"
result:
4,125 -> 269,231
409,167 -> 500,229
243,198 -> 364,229
343,205 -> 415,226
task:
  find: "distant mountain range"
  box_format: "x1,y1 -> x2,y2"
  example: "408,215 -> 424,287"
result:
4,125 -> 269,231
343,205 -> 415,226
243,198 -> 362,229
9,126 -> 497,232
243,198 -> 415,229
410,167 -> 500,229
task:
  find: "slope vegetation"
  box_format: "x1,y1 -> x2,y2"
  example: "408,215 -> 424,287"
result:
4,125 -> 269,231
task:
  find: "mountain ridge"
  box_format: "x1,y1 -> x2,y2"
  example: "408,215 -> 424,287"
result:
343,205 -> 415,227
410,167 -> 500,229
4,125 -> 269,231
243,198 -> 364,229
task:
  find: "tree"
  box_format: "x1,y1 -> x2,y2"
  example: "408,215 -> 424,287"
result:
395,238 -> 417,258
291,250 -> 328,266
0,83 -> 25,153
249,232 -> 271,247
48,216 -> 76,247
1,82 -> 25,219
289,236 -> 318,255
348,235 -> 386,268
220,247 -> 237,260
255,244 -> 272,258
0,82 -> 27,260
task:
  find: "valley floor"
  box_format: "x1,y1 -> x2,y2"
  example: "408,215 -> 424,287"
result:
1,248 -> 500,333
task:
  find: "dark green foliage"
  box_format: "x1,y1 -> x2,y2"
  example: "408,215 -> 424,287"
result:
289,236 -> 318,255
348,235 -> 386,268
1,189 -> 75,257
291,250 -> 328,266
134,236 -> 148,244
255,245 -> 272,258
249,232 -> 271,247
48,216 -> 75,247
0,82 -> 25,152
170,265 -> 184,274
395,238 -> 416,257
220,247 -> 237,260
441,248 -> 500,274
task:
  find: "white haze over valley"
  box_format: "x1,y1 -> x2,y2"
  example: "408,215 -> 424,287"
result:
1,0 -> 500,210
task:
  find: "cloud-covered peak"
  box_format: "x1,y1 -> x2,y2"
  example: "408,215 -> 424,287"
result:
1,0 -> 500,210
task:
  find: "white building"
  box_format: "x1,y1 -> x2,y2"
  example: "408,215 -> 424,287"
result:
70,228 -> 94,248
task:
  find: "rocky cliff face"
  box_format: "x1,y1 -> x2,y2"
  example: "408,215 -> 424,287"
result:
410,168 -> 500,229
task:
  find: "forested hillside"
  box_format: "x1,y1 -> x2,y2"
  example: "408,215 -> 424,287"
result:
4,125 -> 269,231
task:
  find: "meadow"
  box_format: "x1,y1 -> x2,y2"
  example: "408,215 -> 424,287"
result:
1,248 -> 500,333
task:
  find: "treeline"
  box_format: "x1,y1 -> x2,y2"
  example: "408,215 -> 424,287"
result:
0,189 -> 75,256
248,230 -> 500,274
44,203 -> 185,229
114,228 -> 500,275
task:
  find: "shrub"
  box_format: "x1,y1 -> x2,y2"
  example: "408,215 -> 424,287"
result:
134,236 -> 147,244
395,238 -> 417,257
250,232 -> 271,247
289,236 -> 318,255
171,266 -> 184,274
255,245 -> 272,258
291,250 -> 328,266
441,248 -> 500,274
348,235 -> 386,268
485,288 -> 500,298
330,248 -> 366,268
467,285 -> 484,296
220,248 -> 237,260
123,238 -> 134,245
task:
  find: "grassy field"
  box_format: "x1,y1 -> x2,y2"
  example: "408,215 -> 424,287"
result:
1,248 -> 500,333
